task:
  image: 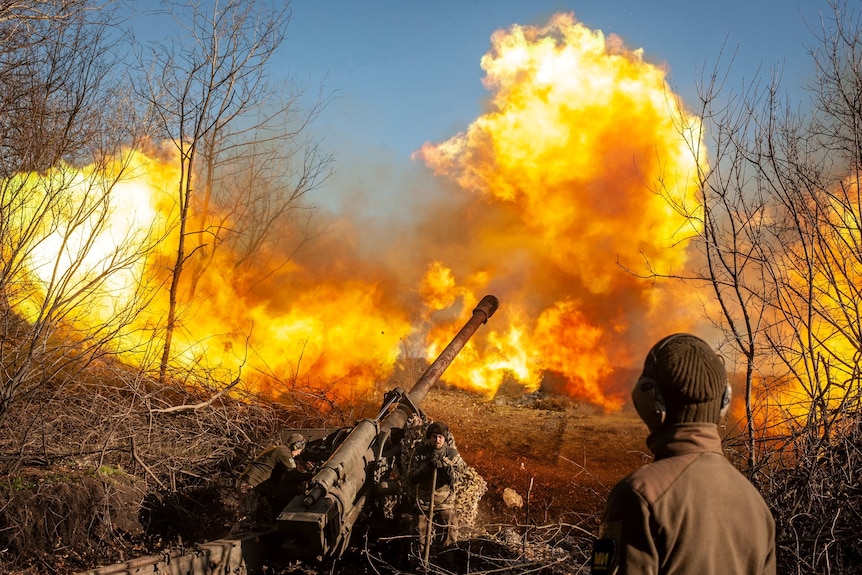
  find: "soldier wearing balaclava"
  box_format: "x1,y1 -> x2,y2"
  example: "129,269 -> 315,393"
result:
590,334 -> 776,574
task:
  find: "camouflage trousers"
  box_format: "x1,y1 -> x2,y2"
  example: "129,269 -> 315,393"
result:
414,484 -> 456,556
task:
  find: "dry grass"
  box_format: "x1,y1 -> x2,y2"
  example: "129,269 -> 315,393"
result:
1,352 -> 861,573
0,352 -> 371,573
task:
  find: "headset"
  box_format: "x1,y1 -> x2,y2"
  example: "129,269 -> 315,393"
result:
631,334 -> 732,430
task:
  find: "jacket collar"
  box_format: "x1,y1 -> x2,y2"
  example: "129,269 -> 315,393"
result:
646,422 -> 723,459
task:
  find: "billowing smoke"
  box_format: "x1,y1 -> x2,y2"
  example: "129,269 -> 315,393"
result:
12,13 -> 709,411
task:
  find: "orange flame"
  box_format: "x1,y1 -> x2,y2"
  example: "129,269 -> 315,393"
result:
12,147 -> 414,404
413,13 -> 706,409
7,13 -> 711,411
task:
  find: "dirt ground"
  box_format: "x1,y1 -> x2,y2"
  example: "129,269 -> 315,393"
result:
1,386 -> 650,574
419,386 -> 648,527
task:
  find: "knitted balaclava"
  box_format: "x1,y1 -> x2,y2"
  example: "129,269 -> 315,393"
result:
642,333 -> 727,425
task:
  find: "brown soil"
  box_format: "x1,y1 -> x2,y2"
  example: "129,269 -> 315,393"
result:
421,387 -> 648,527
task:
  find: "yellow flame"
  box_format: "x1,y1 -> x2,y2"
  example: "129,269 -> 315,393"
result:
6,13 -> 716,412
414,13 -> 706,409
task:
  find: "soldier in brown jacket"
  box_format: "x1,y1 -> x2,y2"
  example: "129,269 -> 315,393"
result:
591,333 -> 776,575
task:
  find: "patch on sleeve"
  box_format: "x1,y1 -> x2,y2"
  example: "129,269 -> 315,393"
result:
591,520 -> 621,574
590,538 -> 617,574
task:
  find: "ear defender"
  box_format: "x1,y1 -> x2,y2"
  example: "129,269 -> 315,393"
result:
631,374 -> 666,431
719,379 -> 732,419
630,333 -> 681,431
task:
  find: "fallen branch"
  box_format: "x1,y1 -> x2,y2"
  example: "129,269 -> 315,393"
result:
151,377 -> 241,414
131,436 -> 166,490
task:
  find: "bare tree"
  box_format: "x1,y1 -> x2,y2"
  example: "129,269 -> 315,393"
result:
188,90 -> 332,297
134,0 -> 330,383
0,2 -> 161,421
649,0 -> 862,471
681,60 -> 792,472
659,1 -> 862,570
712,0 -> 862,449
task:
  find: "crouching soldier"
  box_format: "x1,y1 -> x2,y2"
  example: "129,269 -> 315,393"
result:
237,433 -> 313,524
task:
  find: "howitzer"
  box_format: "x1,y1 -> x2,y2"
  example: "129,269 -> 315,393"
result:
276,294 -> 499,559
75,295 -> 499,575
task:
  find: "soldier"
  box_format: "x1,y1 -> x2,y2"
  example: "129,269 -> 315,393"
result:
590,333 -> 776,574
407,421 -> 462,559
237,433 -> 312,523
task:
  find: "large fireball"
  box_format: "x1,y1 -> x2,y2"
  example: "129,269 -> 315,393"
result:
6,13 -> 708,411
413,13 -> 706,409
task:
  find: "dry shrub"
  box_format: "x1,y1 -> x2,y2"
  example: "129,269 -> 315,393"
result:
761,407 -> 862,574
0,355 -> 344,573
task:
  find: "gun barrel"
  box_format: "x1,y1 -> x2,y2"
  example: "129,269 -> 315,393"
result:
407,294 -> 499,405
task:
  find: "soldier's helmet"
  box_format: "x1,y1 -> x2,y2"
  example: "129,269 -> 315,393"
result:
426,421 -> 449,438
285,433 -> 306,451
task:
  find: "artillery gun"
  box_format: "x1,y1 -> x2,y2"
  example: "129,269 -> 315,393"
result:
276,294 -> 498,560
79,294 -> 498,575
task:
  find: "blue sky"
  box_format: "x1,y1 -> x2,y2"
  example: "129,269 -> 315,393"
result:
277,1 -> 826,161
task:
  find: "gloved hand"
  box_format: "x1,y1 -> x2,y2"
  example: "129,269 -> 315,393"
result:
432,452 -> 447,468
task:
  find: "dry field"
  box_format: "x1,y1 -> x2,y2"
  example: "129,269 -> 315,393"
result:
420,387 -> 648,527
1,384 -> 652,574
